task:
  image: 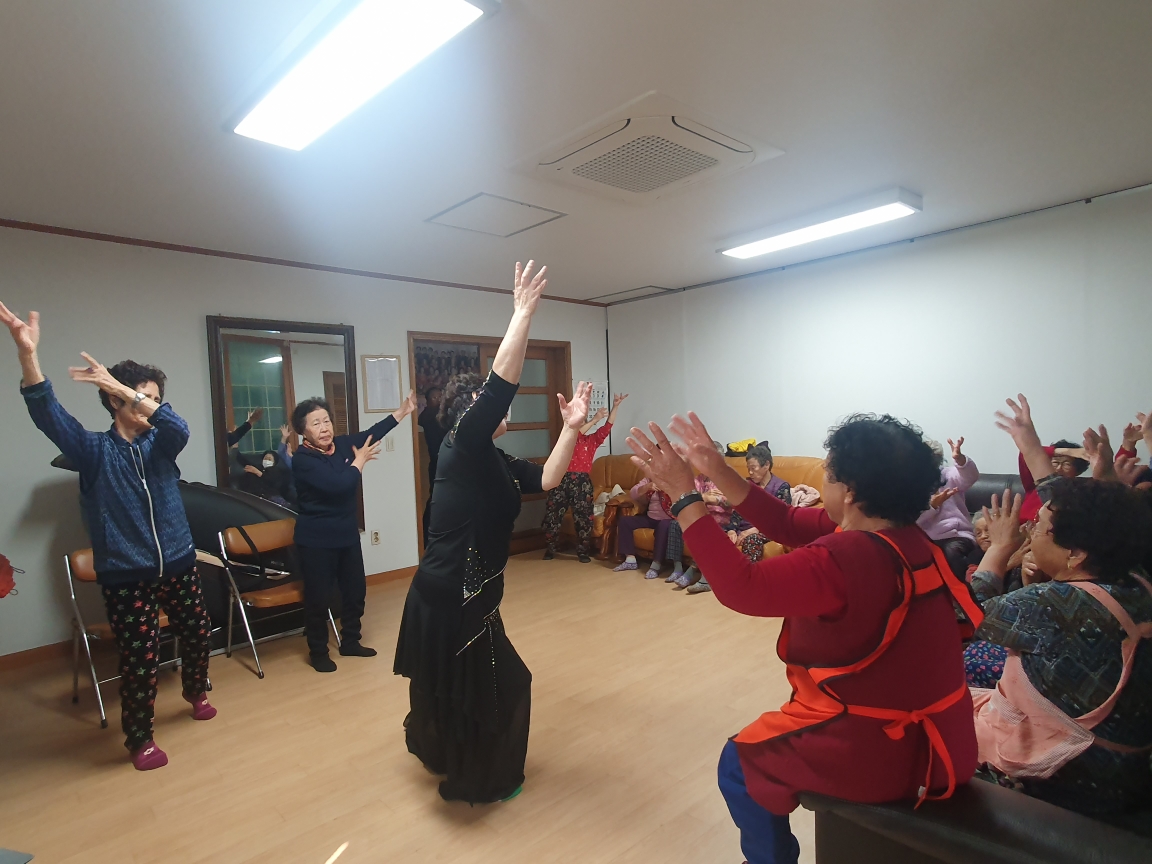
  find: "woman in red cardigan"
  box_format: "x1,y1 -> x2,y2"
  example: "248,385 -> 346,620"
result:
627,412 -> 981,864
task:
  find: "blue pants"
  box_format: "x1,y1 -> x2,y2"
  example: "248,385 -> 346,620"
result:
718,740 -> 800,864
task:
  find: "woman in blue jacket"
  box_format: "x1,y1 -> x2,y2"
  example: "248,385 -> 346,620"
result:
291,388 -> 416,672
2,301 -> 215,772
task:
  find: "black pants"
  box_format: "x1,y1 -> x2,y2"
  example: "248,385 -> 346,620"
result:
937,536 -> 978,581
101,566 -> 211,750
297,543 -> 366,656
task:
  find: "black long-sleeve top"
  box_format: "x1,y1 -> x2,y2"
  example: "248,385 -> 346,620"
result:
291,415 -> 398,548
411,372 -> 543,620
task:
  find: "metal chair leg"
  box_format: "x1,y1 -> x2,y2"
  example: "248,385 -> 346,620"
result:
72,623 -> 80,704
226,592 -> 235,657
79,628 -> 107,729
328,609 -> 342,648
235,600 -> 264,679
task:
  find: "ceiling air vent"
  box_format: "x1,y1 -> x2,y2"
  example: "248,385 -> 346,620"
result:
524,92 -> 783,204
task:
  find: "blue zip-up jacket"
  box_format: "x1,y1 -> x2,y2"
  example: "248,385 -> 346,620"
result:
22,379 -> 196,585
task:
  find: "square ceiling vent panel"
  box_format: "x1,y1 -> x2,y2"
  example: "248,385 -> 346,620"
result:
522,92 -> 784,204
427,193 -> 566,237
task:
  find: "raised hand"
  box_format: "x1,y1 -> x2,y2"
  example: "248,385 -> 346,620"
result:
948,436 -> 966,466
512,260 -> 548,318
612,392 -> 629,409
1138,412 -> 1152,449
0,302 -> 39,354
280,424 -> 293,443
351,435 -> 381,471
68,352 -> 120,394
626,422 -> 697,499
667,412 -> 728,480
994,395 -> 1037,446
559,381 -> 592,430
1083,425 -> 1116,481
1121,422 -> 1142,452
393,389 -> 418,421
247,407 -> 265,424
930,487 -> 960,510
590,406 -> 609,424
982,490 -> 1026,553
1116,455 -> 1147,486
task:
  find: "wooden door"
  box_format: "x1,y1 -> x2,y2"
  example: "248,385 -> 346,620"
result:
323,371 -> 349,436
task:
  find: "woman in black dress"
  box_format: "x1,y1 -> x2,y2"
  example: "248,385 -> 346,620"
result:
394,261 -> 591,803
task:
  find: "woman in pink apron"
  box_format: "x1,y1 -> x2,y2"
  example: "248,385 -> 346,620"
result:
971,397 -> 1152,816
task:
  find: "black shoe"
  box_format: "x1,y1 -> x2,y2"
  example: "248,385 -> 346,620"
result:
578,553 -> 592,564
542,548 -> 555,561
339,642 -> 377,657
310,653 -> 337,673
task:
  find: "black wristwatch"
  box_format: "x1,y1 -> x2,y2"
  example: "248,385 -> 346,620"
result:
670,491 -> 704,517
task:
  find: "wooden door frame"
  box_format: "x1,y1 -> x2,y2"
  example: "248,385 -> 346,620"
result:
407,331 -> 573,556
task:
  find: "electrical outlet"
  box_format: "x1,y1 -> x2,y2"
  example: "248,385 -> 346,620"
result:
371,531 -> 380,545
385,437 -> 395,452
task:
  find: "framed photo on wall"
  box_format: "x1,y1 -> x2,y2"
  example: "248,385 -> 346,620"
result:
362,354 -> 402,413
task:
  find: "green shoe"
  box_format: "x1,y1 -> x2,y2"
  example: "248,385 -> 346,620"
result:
500,785 -> 523,802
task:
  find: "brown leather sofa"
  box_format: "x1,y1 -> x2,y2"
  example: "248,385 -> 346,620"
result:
572,454 -> 825,561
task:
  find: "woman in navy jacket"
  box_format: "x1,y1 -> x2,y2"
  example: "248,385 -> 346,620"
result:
2,301 -> 215,771
291,388 -> 416,672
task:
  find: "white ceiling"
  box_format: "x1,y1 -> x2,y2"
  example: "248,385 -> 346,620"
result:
1,0 -> 1151,302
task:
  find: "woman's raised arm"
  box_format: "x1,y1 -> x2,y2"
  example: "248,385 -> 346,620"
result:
491,261 -> 547,386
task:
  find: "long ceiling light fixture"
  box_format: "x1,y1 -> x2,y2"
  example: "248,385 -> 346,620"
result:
721,187 -> 923,260
234,0 -> 491,151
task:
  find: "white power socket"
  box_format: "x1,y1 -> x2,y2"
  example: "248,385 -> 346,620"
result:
370,531 -> 380,545
385,437 -> 395,452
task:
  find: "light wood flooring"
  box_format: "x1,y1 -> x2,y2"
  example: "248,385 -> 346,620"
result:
0,554 -> 814,864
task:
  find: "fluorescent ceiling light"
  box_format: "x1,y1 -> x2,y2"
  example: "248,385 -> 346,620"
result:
235,0 -> 486,150
722,188 -> 922,260
260,356 -> 284,364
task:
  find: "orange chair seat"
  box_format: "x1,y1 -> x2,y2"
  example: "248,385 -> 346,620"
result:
240,582 -> 304,608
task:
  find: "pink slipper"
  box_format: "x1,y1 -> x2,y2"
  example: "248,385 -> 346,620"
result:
183,690 -> 218,721
131,741 -> 168,771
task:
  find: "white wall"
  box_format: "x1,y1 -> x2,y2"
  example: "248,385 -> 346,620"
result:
608,188 -> 1152,476
0,230 -> 607,656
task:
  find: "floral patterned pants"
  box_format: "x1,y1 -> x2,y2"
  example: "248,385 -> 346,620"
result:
543,471 -> 595,553
101,566 -> 212,750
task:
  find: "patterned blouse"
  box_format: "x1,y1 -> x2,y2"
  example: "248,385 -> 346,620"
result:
971,567 -> 1152,815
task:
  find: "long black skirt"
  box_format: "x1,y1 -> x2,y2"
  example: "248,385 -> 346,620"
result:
394,582 -> 531,803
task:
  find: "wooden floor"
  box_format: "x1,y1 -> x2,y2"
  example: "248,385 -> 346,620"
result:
0,554 -> 814,864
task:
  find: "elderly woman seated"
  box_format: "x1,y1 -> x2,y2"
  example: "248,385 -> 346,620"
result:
969,394 -> 1152,818
727,444 -> 793,564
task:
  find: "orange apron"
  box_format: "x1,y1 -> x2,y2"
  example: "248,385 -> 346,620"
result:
972,574 -> 1152,778
734,533 -> 983,807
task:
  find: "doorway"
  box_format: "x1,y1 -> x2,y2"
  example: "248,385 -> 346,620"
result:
408,332 -> 573,557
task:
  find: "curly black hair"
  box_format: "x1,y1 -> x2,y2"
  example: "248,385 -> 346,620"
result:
438,373 -> 484,432
100,360 -> 167,417
823,414 -> 940,524
291,397 -> 331,435
746,444 -> 773,470
1046,477 -> 1151,579
1051,439 -> 1090,476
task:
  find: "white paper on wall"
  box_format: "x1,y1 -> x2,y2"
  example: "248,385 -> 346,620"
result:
588,381 -> 609,418
363,356 -> 401,412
